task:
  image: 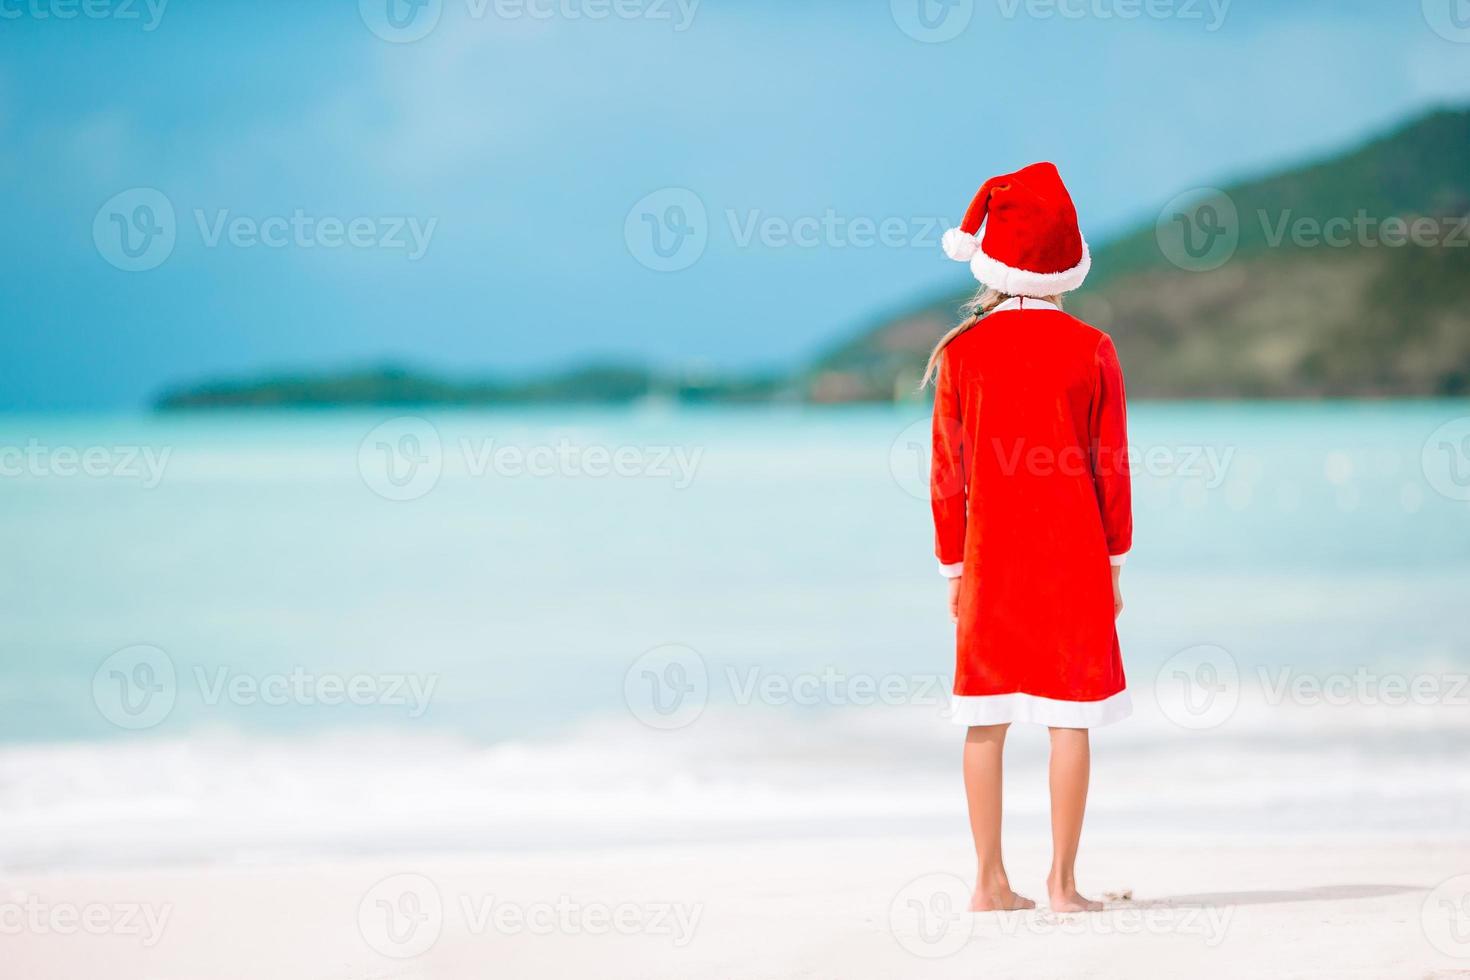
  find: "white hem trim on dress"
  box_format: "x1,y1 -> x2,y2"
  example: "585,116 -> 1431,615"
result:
948,689 -> 1132,728
968,236 -> 1091,297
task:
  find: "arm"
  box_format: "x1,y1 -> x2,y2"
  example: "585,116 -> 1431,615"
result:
1090,335 -> 1133,570
931,351 -> 968,581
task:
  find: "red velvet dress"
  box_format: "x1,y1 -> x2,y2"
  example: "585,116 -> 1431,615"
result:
930,297 -> 1133,727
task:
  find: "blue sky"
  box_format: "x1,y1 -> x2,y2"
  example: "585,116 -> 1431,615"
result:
2,0 -> 1468,409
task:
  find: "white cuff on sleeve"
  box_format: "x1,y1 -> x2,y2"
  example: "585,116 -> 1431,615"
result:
1109,552 -> 1129,566
939,561 -> 964,578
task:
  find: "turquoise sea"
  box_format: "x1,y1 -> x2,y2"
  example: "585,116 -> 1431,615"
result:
1,402 -> 1468,868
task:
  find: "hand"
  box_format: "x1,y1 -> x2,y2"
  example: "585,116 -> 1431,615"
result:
948,576 -> 962,623
1111,566 -> 1123,619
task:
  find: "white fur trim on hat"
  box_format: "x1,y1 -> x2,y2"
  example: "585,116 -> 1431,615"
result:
941,228 -> 979,262
967,236 -> 1091,297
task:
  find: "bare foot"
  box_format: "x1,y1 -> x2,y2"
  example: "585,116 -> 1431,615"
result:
1047,882 -> 1104,912
970,879 -> 1037,912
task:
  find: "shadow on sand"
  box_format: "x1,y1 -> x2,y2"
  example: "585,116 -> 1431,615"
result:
1139,884 -> 1422,908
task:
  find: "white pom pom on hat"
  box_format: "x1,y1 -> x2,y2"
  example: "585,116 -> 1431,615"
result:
941,227 -> 979,262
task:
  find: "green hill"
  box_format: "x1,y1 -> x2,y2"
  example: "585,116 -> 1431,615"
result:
156,108 -> 1469,410
806,107 -> 1470,400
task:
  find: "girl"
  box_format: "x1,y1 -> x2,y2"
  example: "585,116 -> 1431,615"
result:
925,162 -> 1132,914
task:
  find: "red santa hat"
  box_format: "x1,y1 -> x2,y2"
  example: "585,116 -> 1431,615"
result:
940,161 -> 1090,296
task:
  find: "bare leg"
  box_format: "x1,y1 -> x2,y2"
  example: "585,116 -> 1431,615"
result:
963,724 -> 1035,911
1047,726 -> 1103,911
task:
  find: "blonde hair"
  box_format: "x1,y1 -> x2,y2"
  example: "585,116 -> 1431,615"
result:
919,287 -> 1064,388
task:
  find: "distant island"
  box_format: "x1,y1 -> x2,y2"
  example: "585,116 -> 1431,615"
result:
156,107 -> 1469,411
155,364 -> 792,411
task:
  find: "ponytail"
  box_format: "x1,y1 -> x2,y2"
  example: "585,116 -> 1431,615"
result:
919,288 -> 1064,388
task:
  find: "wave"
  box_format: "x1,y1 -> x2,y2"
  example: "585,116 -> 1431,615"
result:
1,691 -> 1466,871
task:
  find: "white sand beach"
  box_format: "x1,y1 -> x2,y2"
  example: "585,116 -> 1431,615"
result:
7,835 -> 1469,979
